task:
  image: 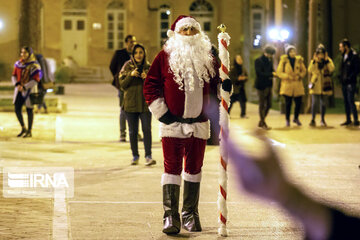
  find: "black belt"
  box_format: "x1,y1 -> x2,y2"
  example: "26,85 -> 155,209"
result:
175,116 -> 203,124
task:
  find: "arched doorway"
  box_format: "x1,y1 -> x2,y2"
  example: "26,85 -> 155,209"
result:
189,0 -> 214,37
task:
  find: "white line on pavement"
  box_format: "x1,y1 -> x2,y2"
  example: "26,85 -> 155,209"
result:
68,200 -> 247,205
53,188 -> 69,240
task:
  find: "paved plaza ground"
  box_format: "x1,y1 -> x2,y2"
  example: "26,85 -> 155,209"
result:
0,84 -> 359,239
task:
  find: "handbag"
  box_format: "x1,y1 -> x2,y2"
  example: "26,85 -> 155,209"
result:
29,84 -> 45,105
29,92 -> 45,104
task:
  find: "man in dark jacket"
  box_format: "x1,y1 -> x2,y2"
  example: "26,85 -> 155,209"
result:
339,39 -> 360,126
109,35 -> 136,141
254,45 -> 277,130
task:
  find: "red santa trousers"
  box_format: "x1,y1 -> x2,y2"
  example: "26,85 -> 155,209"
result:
162,136 -> 206,176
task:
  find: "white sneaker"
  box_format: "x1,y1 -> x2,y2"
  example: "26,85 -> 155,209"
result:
145,156 -> 156,166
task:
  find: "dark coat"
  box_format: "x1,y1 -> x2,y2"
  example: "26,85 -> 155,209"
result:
109,49 -> 131,90
229,62 -> 248,95
339,49 -> 360,85
119,60 -> 150,113
254,54 -> 274,90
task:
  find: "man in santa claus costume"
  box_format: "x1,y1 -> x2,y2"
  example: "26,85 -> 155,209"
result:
144,15 -> 221,234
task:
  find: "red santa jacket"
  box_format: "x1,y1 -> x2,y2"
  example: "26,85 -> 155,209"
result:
144,50 -> 220,139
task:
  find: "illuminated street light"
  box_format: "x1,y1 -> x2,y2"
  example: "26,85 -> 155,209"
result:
0,19 -> 4,31
268,27 -> 290,42
280,29 -> 290,40
269,28 -> 279,41
166,10 -> 171,15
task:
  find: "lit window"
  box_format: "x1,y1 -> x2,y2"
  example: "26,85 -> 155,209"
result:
159,5 -> 171,47
251,6 -> 264,48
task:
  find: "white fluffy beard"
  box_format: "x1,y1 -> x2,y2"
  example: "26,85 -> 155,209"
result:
164,32 -> 215,91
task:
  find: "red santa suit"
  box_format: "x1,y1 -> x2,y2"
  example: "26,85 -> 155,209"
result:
144,47 -> 219,181
144,15 -> 220,235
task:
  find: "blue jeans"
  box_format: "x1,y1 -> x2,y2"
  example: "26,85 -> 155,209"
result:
342,84 -> 358,122
125,111 -> 152,157
311,94 -> 328,121
118,90 -> 127,137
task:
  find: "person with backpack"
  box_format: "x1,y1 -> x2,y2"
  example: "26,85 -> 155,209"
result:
35,54 -> 54,114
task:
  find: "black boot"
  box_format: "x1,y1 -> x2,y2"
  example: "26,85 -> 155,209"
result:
23,130 -> 32,138
162,184 -> 180,234
182,181 -> 202,232
17,127 -> 27,137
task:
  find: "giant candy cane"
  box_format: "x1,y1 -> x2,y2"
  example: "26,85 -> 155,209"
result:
217,24 -> 231,237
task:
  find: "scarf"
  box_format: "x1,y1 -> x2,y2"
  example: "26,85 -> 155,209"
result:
288,55 -> 296,70
14,53 -> 42,85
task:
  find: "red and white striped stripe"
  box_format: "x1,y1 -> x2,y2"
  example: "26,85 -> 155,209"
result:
217,31 -> 231,237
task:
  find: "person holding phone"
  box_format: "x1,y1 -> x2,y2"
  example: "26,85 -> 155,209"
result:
308,44 -> 335,127
119,44 -> 155,166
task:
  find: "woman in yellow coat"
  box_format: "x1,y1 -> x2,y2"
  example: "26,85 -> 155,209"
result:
308,45 -> 335,127
277,45 -> 307,127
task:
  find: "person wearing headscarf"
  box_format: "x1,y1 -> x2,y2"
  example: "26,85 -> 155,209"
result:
276,45 -> 306,127
11,46 -> 42,138
119,44 -> 155,166
308,44 -> 335,127
229,54 -> 248,118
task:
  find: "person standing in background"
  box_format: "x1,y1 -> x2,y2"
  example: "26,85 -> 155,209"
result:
119,44 -> 155,166
308,45 -> 335,127
338,39 -> 360,127
12,46 -> 42,138
229,54 -> 248,118
276,45 -> 306,127
110,35 -> 136,141
254,45 -> 277,130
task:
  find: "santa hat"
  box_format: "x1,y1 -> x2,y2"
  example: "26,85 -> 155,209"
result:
167,15 -> 201,38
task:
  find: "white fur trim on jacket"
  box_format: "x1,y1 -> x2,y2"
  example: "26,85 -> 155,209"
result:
183,171 -> 202,183
174,17 -> 201,33
148,97 -> 169,120
161,173 -> 181,186
160,120 -> 210,140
